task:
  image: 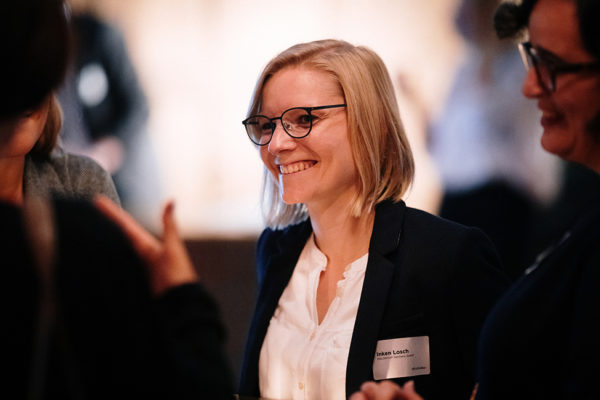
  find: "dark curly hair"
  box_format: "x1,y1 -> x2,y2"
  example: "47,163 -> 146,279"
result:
494,0 -> 600,60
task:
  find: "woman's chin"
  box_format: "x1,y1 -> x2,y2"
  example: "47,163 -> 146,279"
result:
281,196 -> 303,205
540,129 -> 573,159
280,190 -> 305,205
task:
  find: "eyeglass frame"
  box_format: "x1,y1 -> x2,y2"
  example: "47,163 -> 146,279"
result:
518,41 -> 600,92
242,103 -> 347,146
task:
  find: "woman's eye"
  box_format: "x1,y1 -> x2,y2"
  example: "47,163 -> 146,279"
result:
297,114 -> 314,126
261,121 -> 275,133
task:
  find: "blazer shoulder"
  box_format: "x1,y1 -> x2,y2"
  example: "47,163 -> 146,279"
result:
255,220 -> 311,285
401,206 -> 504,275
403,206 -> 483,243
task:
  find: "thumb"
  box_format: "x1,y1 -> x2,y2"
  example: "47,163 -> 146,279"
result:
161,200 -> 191,258
158,200 -> 198,286
162,200 -> 179,245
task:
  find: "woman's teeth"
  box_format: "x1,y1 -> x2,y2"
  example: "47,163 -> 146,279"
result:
279,161 -> 316,174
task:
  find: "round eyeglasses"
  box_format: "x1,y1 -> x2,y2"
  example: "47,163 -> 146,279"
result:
519,41 -> 600,93
242,104 -> 346,146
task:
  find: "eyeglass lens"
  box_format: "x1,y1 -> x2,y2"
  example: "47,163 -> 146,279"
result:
245,108 -> 313,145
520,44 -> 555,91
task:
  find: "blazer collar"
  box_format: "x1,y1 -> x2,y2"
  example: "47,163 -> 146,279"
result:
369,200 -> 406,255
346,199 -> 407,395
239,220 -> 312,395
270,199 -> 406,256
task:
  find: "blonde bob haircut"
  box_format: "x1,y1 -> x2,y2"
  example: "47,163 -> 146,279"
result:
247,39 -> 414,229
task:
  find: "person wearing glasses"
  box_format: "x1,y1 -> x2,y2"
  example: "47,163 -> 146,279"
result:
237,39 -> 508,400
349,0 -> 600,399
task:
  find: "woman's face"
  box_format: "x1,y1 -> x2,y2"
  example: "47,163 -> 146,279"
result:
259,66 -> 358,211
0,99 -> 49,159
523,0 -> 600,168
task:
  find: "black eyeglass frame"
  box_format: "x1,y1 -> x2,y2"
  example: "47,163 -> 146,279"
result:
242,103 -> 347,146
518,41 -> 600,92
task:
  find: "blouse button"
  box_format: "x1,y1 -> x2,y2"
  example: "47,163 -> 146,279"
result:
298,382 -> 304,390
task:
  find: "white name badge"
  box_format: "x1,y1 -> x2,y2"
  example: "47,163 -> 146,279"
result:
372,336 -> 430,380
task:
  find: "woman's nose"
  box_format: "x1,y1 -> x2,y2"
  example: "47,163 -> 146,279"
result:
522,67 -> 544,98
267,122 -> 296,154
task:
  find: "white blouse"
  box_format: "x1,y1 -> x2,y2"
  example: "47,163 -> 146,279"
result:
259,234 -> 368,400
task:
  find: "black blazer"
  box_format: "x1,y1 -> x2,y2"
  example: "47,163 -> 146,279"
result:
239,200 -> 509,400
475,202 -> 600,399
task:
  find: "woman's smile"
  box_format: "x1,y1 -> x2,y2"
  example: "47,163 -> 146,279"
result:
278,160 -> 317,175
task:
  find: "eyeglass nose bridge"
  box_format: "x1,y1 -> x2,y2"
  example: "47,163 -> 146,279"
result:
264,117 -> 297,145
271,116 -> 305,138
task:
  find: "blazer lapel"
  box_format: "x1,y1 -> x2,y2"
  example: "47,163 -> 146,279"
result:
239,221 -> 312,395
346,201 -> 406,396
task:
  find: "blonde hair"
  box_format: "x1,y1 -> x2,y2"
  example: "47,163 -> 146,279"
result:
31,94 -> 62,157
248,39 -> 414,229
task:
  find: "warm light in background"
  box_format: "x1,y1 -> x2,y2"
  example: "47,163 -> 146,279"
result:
80,0 -> 464,237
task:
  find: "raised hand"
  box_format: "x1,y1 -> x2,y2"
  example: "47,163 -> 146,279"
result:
95,195 -> 198,296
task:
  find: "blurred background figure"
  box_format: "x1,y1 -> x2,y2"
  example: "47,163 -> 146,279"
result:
427,0 -> 560,279
58,0 -> 161,222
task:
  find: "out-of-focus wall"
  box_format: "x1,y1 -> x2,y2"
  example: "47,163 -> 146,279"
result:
85,0 -> 463,237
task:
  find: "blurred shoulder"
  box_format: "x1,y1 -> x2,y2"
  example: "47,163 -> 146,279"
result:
25,148 -> 120,204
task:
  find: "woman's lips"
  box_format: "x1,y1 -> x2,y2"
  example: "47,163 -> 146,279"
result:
540,110 -> 561,128
278,160 -> 316,175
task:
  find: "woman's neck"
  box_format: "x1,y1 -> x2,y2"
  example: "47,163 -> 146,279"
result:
308,200 -> 375,269
0,156 -> 26,205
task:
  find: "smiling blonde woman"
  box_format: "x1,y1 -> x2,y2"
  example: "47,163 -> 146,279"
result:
239,39 -> 508,400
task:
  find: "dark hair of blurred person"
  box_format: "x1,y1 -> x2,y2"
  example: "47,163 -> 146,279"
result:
0,0 -> 119,205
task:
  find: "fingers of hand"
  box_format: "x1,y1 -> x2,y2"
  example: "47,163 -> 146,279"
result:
94,195 -> 161,260
154,200 -> 198,292
161,200 -> 177,241
400,380 -> 424,400
360,381 -> 380,399
354,380 -> 413,400
377,380 -> 404,398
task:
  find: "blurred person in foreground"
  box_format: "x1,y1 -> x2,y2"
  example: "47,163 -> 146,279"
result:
4,195 -> 233,399
350,0 -> 600,399
236,39 -> 508,400
1,0 -> 233,397
0,0 -> 118,205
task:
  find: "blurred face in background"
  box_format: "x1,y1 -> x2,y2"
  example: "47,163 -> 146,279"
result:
0,98 -> 49,159
259,66 -> 357,210
523,0 -> 600,168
